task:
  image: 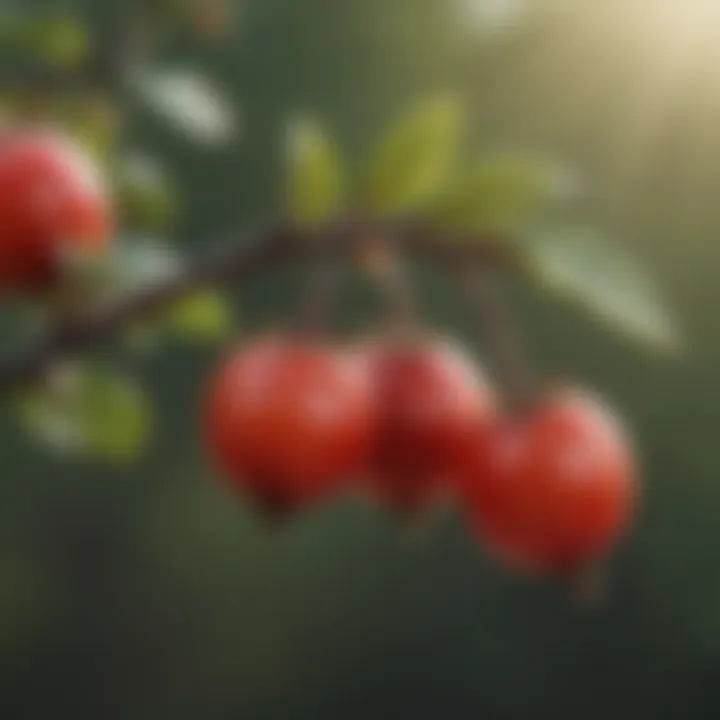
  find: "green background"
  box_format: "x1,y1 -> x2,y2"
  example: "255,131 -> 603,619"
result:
2,0 -> 720,717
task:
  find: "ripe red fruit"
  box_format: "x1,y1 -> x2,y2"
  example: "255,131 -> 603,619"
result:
202,336 -> 373,516
364,339 -> 496,513
462,389 -> 637,575
0,129 -> 111,289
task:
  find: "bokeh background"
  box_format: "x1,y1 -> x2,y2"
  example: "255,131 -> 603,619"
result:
2,0 -> 720,717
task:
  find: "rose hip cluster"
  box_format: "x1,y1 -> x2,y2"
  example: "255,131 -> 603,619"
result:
0,129 -> 637,579
203,335 -> 637,577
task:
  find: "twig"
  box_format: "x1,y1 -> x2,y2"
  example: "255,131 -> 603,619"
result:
0,224 -> 299,390
358,238 -> 417,333
294,226 -> 347,336
458,265 -> 536,412
0,221 -> 510,392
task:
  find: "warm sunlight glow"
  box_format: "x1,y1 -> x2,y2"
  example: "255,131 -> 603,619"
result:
583,0 -> 720,187
618,0 -> 720,66
463,0 -> 526,31
461,0 -> 720,200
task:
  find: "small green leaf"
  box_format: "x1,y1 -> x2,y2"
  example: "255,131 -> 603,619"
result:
132,67 -> 240,146
285,118 -> 345,224
18,364 -> 153,464
166,289 -> 233,344
432,154 -> 575,234
22,14 -> 90,69
362,94 -> 465,214
117,153 -> 176,230
82,372 -> 153,463
105,241 -> 232,346
522,227 -> 679,352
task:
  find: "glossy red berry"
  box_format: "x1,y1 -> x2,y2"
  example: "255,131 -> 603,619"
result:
462,389 -> 637,575
0,129 -> 112,289
202,336 -> 373,516
364,338 -> 496,513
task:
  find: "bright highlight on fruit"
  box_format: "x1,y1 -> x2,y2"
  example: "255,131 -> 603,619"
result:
363,337 -> 495,514
460,389 -> 636,574
202,331 -> 637,581
202,336 -> 374,517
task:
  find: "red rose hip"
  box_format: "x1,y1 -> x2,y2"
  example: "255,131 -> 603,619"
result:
203,336 -> 373,516
462,389 -> 637,574
365,338 -> 495,513
0,129 -> 112,289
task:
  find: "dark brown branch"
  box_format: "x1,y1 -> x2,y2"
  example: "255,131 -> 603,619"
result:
0,221 -> 509,393
0,224 -> 300,390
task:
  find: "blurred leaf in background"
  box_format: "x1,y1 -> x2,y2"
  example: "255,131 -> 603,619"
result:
165,289 -> 234,344
18,363 -> 153,464
522,226 -> 679,352
285,117 -> 346,225
432,153 -> 577,234
0,10 -> 90,70
131,67 -> 241,146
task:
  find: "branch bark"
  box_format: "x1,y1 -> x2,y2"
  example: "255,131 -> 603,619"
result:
0,221 -> 509,392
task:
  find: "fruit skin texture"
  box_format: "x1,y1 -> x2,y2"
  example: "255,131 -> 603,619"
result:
203,336 -> 374,514
365,339 -> 496,513
462,389 -> 637,575
0,130 -> 111,289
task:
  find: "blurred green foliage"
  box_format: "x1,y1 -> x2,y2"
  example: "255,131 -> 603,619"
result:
285,118 -> 346,225
0,1 -> 718,719
18,363 -> 153,463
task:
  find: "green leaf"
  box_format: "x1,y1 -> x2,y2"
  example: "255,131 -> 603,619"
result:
22,14 -> 90,69
166,289 -> 233,344
132,67 -> 240,146
285,118 -> 345,224
105,241 -> 232,346
432,154 -> 576,234
18,364 -> 153,464
362,94 -> 465,214
522,227 -> 679,352
117,153 -> 176,230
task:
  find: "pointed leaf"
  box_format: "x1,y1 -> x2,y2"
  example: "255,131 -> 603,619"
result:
433,154 -> 576,234
132,67 -> 240,146
362,95 -> 465,213
523,227 -> 678,352
285,118 -> 345,224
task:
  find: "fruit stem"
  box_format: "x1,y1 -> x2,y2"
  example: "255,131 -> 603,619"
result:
358,237 -> 418,336
458,265 -> 537,414
295,251 -> 346,338
0,221 -> 509,392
